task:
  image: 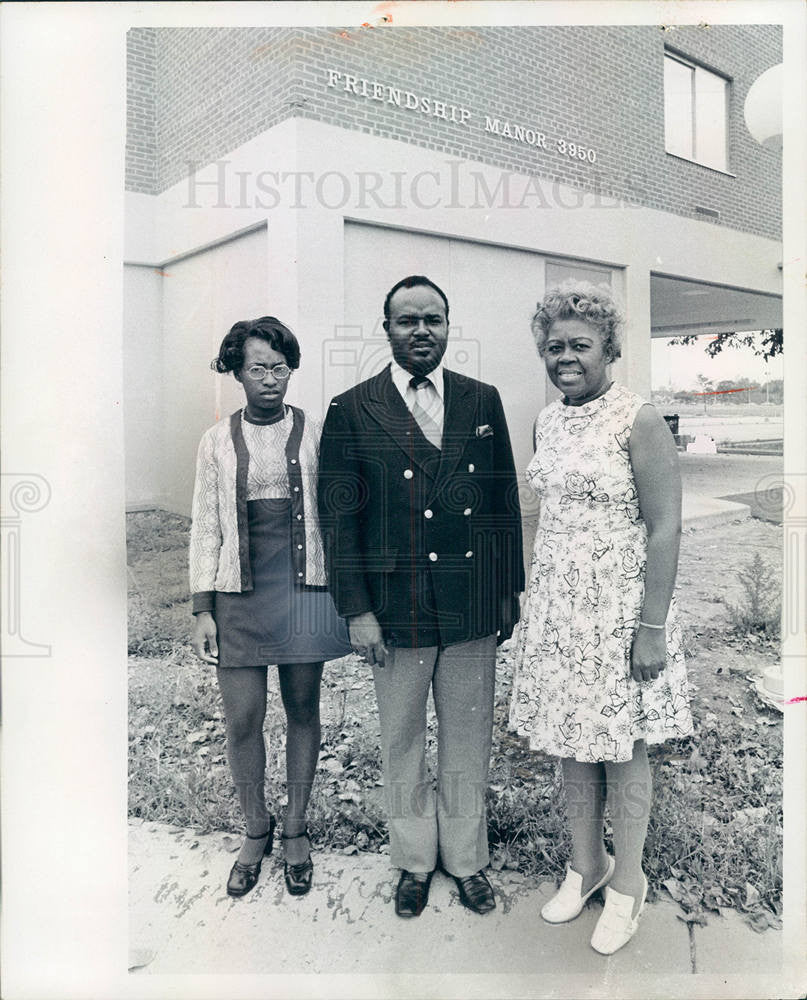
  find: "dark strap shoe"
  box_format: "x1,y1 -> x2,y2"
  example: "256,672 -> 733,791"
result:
454,870 -> 496,914
395,870 -> 433,917
226,817 -> 276,898
281,828 -> 314,896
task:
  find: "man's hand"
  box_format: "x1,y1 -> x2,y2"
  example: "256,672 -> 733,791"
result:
630,625 -> 667,682
349,611 -> 389,668
496,594 -> 521,646
191,611 -> 219,664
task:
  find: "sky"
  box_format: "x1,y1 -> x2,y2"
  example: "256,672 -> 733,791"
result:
650,332 -> 785,391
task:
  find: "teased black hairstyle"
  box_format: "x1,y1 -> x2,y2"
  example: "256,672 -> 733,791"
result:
383,275 -> 450,323
211,316 -> 301,374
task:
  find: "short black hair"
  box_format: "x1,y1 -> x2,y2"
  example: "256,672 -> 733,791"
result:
211,316 -> 301,374
383,275 -> 450,323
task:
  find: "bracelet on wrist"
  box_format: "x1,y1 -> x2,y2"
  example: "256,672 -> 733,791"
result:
639,620 -> 665,630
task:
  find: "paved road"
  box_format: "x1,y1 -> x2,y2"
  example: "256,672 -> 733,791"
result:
679,452 -> 782,505
677,416 -> 783,444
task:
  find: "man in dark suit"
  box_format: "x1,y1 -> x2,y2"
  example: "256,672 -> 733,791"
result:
318,275 -> 523,917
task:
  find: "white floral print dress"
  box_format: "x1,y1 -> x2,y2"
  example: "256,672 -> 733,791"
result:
509,383 -> 693,763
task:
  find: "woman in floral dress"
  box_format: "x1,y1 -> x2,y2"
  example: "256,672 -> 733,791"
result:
509,281 -> 693,954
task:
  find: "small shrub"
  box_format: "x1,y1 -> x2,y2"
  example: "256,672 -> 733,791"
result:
726,552 -> 781,640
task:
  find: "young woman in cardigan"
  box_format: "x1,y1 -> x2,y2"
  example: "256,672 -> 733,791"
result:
190,316 -> 351,898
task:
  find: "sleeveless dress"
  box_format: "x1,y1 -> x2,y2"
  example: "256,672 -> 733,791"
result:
508,383 -> 693,763
214,409 -> 352,668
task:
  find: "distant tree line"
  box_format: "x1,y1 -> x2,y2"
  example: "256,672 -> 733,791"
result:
652,377 -> 783,405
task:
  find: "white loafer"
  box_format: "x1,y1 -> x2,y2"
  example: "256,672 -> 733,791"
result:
590,874 -> 648,955
541,855 -> 615,924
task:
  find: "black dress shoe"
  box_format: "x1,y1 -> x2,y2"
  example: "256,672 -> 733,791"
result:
226,817 -> 276,898
395,870 -> 433,917
454,870 -> 496,914
281,828 -> 314,896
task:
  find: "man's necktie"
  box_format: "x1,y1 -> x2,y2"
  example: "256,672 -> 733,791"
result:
408,376 -> 442,450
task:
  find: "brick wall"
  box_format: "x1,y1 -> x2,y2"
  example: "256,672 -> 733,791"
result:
126,28 -> 156,194
126,24 -> 782,239
153,27 -> 297,194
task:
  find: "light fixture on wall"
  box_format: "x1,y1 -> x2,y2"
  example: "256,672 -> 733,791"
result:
743,64 -> 783,150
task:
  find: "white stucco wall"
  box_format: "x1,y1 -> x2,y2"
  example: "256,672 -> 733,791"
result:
158,227 -> 269,516
123,116 -> 782,514
123,265 -> 163,508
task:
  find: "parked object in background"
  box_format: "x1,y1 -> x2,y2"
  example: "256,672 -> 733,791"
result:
687,434 -> 717,454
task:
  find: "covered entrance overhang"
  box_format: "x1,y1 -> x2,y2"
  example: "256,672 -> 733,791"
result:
650,273 -> 783,338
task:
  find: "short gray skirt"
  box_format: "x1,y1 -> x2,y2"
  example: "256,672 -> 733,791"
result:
215,498 -> 352,668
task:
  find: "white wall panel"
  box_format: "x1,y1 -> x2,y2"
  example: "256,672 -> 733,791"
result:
158,227 -> 268,516
123,265 -> 162,509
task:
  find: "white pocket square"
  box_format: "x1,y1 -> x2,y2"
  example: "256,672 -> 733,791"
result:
476,424 -> 493,439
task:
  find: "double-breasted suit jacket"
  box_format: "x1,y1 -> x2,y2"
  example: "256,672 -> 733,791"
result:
318,365 -> 524,647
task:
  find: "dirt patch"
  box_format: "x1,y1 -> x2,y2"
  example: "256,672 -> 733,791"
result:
677,519 -> 782,631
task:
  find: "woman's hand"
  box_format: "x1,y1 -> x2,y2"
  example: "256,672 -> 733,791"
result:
192,612 -> 219,664
630,625 -> 667,682
497,593 -> 521,645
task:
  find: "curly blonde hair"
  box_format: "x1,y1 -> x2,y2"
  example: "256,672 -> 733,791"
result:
531,280 -> 624,360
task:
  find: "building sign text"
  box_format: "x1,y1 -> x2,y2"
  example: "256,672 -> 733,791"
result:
327,69 -> 598,164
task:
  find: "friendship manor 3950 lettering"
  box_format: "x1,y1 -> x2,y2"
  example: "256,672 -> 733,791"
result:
326,68 -> 599,163
327,69 -> 471,124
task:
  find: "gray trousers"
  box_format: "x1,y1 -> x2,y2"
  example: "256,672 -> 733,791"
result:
372,634 -> 497,877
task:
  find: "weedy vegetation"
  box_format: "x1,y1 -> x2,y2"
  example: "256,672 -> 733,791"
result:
725,552 -> 781,641
128,511 -> 782,931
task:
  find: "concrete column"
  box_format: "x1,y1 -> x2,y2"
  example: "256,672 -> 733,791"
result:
618,263 -> 652,398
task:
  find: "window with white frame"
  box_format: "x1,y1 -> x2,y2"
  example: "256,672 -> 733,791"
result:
664,51 -> 729,172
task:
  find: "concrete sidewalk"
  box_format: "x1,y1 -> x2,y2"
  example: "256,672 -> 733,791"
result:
678,452 -> 781,529
129,821 -> 781,980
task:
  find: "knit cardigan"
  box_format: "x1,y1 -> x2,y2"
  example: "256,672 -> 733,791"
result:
189,406 -> 327,613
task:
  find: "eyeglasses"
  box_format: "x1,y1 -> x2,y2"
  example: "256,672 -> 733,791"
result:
243,363 -> 291,381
